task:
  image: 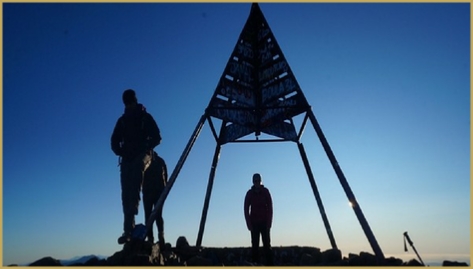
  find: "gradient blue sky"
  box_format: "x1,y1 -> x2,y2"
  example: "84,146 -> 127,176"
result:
2,2 -> 470,266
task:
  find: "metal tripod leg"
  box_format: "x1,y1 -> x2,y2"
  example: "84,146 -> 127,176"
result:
196,142 -> 222,247
307,110 -> 385,263
297,141 -> 338,249
146,114 -> 206,233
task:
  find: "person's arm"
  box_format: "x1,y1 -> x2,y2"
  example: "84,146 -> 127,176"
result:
111,118 -> 123,156
266,188 -> 273,229
145,113 -> 162,150
244,192 -> 252,231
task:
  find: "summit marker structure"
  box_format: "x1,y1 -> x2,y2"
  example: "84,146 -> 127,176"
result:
147,3 -> 385,263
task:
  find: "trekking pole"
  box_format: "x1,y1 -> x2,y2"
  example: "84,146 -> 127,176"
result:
403,231 -> 425,266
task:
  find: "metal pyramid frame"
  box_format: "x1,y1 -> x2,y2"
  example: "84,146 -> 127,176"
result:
147,3 -> 385,262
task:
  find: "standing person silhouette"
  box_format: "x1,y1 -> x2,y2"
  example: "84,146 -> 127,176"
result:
244,173 -> 274,265
111,89 -> 161,244
143,151 -> 167,249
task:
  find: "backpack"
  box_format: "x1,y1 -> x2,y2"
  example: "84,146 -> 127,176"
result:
111,104 -> 161,160
117,105 -> 149,159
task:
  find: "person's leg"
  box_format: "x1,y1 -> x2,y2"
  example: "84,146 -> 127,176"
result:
119,153 -> 152,244
143,197 -> 154,242
261,226 -> 273,265
132,152 -> 152,214
156,205 -> 165,248
119,162 -> 134,244
143,159 -> 157,242
250,223 -> 262,263
155,155 -> 167,248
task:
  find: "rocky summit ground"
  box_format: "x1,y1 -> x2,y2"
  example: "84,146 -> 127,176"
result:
18,236 -> 469,267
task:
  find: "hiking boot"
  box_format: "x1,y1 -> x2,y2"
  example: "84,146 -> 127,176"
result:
117,232 -> 131,245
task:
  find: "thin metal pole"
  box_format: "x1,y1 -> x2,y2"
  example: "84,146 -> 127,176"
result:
297,113 -> 310,141
404,232 -> 425,266
146,114 -> 206,231
196,142 -> 222,246
297,142 -> 338,249
307,110 -> 385,263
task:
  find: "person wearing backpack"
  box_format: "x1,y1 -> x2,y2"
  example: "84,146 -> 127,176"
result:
244,173 -> 274,265
111,89 -> 162,245
142,151 -> 167,249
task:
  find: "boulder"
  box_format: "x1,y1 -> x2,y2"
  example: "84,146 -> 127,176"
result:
320,248 -> 342,264
106,239 -> 162,266
176,236 -> 189,249
278,249 -> 291,265
385,256 -> 403,266
348,253 -> 363,266
162,251 -> 185,266
359,251 -> 378,266
404,259 -> 423,266
310,247 -> 322,264
225,251 -> 236,265
186,255 -> 213,266
299,253 -> 315,266
442,260 -> 469,266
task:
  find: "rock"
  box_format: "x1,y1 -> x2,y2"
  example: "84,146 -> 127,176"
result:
299,253 -> 315,266
186,255 -> 213,266
29,256 -> 61,266
385,256 -> 403,266
278,249 -> 291,265
348,253 -> 363,266
442,260 -> 469,266
206,248 -> 224,265
226,251 -> 235,264
330,259 -> 349,266
241,260 -> 256,266
404,259 -> 423,266
106,249 -> 125,266
162,251 -> 185,266
320,248 -> 342,264
19,245 -> 471,267
164,242 -> 172,251
176,236 -> 189,249
106,239 -> 162,266
174,236 -> 193,261
310,247 -> 322,264
359,251 -> 377,266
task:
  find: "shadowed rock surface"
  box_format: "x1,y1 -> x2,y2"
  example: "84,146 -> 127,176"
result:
13,236 -> 469,266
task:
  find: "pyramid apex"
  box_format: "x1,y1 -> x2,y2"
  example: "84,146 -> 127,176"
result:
207,2 -> 309,143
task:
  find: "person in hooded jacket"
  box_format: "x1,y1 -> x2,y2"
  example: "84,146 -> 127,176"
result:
111,89 -> 161,245
244,173 -> 274,265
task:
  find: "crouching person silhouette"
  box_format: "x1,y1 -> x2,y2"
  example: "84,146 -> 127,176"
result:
143,151 -> 167,249
244,173 -> 274,265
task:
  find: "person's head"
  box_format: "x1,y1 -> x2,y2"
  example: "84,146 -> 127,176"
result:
122,89 -> 138,107
252,173 -> 262,186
